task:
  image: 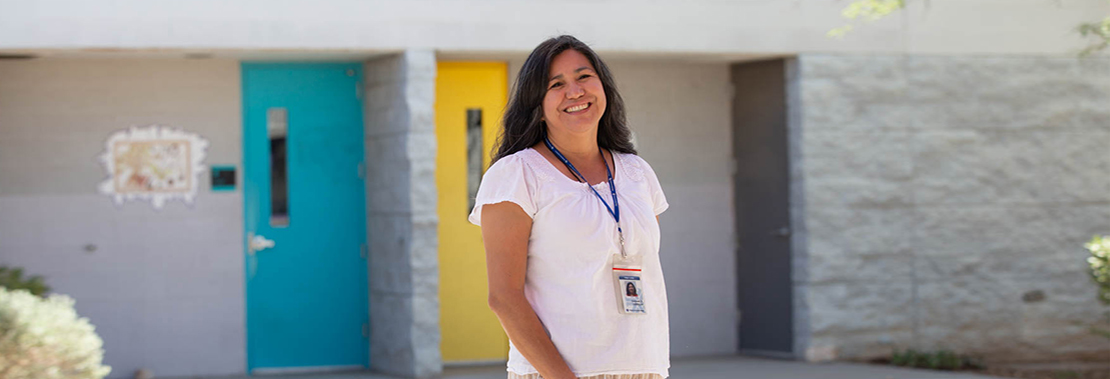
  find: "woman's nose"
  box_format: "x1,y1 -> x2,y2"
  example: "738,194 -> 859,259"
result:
565,82 -> 585,99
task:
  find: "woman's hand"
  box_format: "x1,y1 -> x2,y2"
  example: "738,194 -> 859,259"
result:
482,202 -> 577,379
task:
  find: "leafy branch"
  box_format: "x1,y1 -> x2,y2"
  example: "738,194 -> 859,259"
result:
1077,16 -> 1110,56
828,0 -> 906,38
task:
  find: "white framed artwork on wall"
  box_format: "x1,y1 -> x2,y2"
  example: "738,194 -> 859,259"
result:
97,125 -> 210,209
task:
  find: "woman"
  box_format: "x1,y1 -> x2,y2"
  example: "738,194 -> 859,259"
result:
468,35 -> 670,379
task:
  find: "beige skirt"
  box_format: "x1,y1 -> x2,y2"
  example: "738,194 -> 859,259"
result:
508,373 -> 664,379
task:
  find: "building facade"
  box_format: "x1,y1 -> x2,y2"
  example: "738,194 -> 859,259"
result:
1,1 -> 1108,378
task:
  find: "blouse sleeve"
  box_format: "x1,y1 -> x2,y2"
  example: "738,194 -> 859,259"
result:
640,157 -> 669,215
468,154 -> 538,226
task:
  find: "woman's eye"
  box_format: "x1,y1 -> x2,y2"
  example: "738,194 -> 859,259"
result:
549,82 -> 563,89
578,74 -> 592,80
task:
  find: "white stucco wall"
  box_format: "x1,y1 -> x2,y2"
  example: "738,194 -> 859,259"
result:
2,0 -> 1108,57
0,59 -> 245,378
505,57 -> 739,357
616,61 -> 737,357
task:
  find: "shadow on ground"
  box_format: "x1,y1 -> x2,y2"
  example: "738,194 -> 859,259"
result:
182,355 -> 1011,379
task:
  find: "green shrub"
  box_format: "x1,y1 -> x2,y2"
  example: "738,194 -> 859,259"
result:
1085,235 -> 1110,340
1086,235 -> 1110,306
889,349 -> 982,371
0,266 -> 50,297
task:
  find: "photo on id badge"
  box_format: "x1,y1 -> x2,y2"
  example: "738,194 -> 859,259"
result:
620,276 -> 646,313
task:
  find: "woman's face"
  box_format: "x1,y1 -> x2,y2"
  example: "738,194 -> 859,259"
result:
542,49 -> 607,136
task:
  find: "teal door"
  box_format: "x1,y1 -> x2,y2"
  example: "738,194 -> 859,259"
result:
242,63 -> 369,373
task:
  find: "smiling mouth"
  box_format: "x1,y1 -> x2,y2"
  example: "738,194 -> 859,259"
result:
564,102 -> 591,114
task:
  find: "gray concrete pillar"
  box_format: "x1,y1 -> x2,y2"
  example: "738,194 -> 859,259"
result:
362,50 -> 441,379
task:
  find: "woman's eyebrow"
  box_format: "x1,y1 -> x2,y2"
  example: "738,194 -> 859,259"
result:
548,67 -> 594,82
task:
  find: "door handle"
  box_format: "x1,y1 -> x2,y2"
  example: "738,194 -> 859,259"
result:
247,232 -> 276,255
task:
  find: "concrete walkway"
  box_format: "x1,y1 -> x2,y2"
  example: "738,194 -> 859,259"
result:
190,356 -> 1008,379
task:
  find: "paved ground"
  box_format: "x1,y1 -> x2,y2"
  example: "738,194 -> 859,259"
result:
188,355 -> 1008,379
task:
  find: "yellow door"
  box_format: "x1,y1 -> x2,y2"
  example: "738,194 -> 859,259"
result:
436,61 -> 509,362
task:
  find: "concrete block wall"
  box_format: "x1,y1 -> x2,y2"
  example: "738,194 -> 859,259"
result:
793,55 -> 1110,361
363,50 -> 442,378
0,59 -> 245,378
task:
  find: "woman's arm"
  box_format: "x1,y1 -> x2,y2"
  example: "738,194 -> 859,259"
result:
481,202 -> 576,379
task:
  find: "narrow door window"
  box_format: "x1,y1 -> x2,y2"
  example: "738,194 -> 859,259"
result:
466,108 -> 483,213
268,107 -> 290,227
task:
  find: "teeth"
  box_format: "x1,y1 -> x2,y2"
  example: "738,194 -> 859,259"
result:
565,103 -> 589,113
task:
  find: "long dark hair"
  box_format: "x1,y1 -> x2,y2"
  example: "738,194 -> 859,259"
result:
493,35 -> 636,163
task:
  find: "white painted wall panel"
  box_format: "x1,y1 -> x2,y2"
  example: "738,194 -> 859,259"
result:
0,59 -> 245,378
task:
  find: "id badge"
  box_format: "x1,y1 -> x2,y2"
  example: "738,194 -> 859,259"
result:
612,254 -> 646,314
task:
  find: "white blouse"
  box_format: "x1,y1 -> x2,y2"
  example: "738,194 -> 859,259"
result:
468,147 -> 670,378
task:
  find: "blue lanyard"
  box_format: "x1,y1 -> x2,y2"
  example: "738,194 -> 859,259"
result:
543,137 -> 626,256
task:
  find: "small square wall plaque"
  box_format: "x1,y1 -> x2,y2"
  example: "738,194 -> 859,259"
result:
211,166 -> 236,192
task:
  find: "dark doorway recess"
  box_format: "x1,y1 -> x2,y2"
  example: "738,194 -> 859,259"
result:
731,58 -> 794,359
